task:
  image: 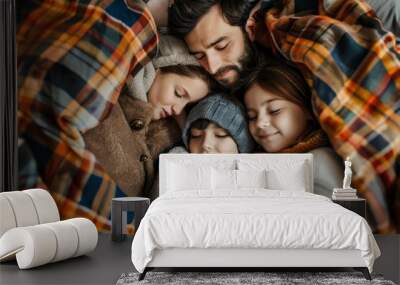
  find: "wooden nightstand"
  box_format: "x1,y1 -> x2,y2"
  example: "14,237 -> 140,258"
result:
332,198 -> 366,218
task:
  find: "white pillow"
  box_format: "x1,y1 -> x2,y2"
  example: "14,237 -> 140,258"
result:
212,169 -> 267,190
266,162 -> 306,191
237,169 -> 267,189
213,168 -> 236,190
237,159 -> 309,191
167,163 -> 212,191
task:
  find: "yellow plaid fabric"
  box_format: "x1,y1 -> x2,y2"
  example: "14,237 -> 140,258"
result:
258,0 -> 400,232
17,0 -> 158,231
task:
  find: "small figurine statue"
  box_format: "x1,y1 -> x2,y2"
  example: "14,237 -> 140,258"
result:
342,157 -> 352,189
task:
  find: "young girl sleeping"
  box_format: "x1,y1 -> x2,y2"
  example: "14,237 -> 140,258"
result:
242,63 -> 344,197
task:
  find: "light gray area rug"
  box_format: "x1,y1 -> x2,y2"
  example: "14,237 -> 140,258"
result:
117,272 -> 395,285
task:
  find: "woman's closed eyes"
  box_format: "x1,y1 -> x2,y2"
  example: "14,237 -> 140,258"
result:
174,90 -> 183,98
174,86 -> 187,99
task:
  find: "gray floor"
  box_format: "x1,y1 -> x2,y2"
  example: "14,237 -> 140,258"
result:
0,234 -> 398,285
374,235 -> 400,284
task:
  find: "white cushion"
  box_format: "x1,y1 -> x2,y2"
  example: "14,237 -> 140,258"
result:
160,154 -> 313,195
0,189 -> 97,269
0,191 -> 39,228
212,169 -> 267,191
237,169 -> 267,189
0,196 -> 17,237
167,163 -> 212,191
213,169 -> 236,190
23,189 -> 60,224
0,226 -> 58,268
42,222 -> 79,262
0,218 -> 97,269
266,162 -> 306,191
0,189 -> 61,238
238,159 -> 309,192
66,218 -> 98,257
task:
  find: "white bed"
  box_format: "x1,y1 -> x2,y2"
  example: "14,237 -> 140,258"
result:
131,154 -> 380,280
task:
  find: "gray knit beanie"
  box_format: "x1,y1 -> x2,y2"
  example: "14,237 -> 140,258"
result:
182,93 -> 255,153
153,35 -> 199,68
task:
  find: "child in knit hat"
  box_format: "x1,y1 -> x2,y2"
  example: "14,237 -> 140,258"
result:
177,93 -> 254,154
152,92 -> 253,200
151,93 -> 253,200
125,34 -> 214,122
243,63 -> 344,197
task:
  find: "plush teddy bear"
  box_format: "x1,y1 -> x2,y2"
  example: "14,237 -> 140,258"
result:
83,93 -> 181,199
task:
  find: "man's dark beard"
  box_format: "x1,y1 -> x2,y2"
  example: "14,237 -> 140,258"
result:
214,65 -> 241,87
214,32 -> 254,89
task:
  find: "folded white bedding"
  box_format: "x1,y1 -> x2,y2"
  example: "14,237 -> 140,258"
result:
131,190 -> 380,273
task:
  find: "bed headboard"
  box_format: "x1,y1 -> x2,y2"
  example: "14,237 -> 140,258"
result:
159,153 -> 313,196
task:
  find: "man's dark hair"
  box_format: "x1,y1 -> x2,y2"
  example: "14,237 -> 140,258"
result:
169,0 -> 258,39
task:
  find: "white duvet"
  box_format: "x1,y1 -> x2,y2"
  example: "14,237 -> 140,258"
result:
131,190 -> 380,273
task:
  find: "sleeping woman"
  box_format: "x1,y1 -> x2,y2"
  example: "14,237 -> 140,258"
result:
242,63 -> 344,197
80,35 -> 215,227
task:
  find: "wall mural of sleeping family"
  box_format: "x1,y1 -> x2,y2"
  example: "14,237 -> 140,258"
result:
16,0 -> 399,234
